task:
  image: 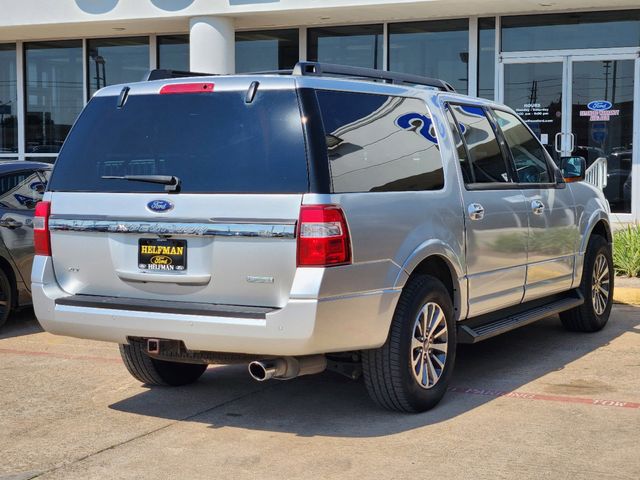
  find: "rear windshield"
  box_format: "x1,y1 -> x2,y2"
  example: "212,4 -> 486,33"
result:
49,89 -> 309,193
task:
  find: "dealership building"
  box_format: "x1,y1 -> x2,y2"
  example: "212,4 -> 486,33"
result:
0,0 -> 638,222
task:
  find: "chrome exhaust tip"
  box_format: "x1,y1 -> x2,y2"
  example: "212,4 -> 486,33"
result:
248,360 -> 277,382
248,356 -> 326,382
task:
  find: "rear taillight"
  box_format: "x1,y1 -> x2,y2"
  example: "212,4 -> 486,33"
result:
34,201 -> 51,256
297,205 -> 351,267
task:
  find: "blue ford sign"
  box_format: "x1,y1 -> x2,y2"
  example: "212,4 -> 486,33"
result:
147,199 -> 174,213
587,100 -> 612,111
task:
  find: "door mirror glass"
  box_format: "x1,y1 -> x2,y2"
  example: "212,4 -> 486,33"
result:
561,156 -> 586,182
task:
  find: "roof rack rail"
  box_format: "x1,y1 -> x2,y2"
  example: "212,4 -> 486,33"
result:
291,62 -> 456,92
145,69 -> 214,81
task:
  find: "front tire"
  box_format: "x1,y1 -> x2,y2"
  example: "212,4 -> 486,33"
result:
362,275 -> 456,413
119,340 -> 208,386
560,234 -> 613,332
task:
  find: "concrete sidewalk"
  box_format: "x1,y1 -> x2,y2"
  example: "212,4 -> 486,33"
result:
0,305 -> 639,480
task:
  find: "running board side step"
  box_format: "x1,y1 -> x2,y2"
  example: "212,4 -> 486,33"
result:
457,291 -> 584,344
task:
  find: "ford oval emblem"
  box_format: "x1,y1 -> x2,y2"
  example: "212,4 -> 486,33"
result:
147,199 -> 174,213
587,100 -> 612,111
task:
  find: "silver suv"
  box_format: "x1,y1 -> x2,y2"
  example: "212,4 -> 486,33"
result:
32,63 -> 613,413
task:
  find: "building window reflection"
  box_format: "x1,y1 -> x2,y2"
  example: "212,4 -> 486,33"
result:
236,29 -> 299,73
0,44 -> 17,154
308,25 -> 383,69
25,40 -> 83,154
87,37 -> 149,97
158,35 -> 189,71
389,19 -> 469,94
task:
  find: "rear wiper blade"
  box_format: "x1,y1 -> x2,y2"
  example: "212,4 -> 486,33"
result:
102,175 -> 181,192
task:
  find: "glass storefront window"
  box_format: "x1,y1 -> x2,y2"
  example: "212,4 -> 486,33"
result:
502,10 -> 640,52
478,18 -> 495,100
502,62 -> 563,157
87,37 -> 149,97
25,40 -> 83,154
308,25 -> 382,69
0,44 -> 17,154
157,35 -> 189,71
389,19 -> 469,94
572,60 -> 635,213
236,29 -> 299,73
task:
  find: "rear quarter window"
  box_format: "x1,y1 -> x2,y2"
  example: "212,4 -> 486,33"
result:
316,90 -> 445,193
49,89 -> 309,193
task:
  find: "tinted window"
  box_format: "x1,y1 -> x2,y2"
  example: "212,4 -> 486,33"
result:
236,29 -> 299,72
502,11 -> 640,52
308,25 -> 383,69
157,35 -> 189,71
25,41 -> 83,154
87,37 -> 149,97
0,170 -> 47,210
316,90 -> 444,193
450,105 -> 510,184
389,19 -> 469,94
0,44 -> 17,153
50,90 -> 309,193
493,109 -> 551,184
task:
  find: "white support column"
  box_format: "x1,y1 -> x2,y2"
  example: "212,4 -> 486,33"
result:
82,39 -> 88,103
16,41 -> 25,161
149,35 -> 158,71
189,16 -> 235,74
468,17 -> 478,97
382,23 -> 389,71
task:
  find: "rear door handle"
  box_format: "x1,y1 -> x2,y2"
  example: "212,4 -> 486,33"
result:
531,200 -> 545,215
468,203 -> 485,221
0,218 -> 23,229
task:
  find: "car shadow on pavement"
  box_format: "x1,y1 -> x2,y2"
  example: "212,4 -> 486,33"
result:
109,307 -> 639,438
0,307 -> 44,340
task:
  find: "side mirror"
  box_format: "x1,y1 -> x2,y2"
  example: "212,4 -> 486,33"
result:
560,156 -> 586,182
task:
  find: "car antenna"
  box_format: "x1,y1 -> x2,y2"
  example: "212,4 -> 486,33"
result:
117,86 -> 130,108
245,81 -> 259,104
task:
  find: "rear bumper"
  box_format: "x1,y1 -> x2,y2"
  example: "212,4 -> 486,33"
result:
32,256 -> 400,356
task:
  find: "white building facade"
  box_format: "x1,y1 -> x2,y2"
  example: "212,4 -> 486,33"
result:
0,0 -> 638,223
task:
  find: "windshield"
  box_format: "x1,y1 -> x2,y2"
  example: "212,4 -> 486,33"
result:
49,89 -> 309,193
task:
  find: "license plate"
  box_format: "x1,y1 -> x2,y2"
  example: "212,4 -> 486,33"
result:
138,238 -> 187,271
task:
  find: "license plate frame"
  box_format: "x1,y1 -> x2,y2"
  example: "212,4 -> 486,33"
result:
138,238 -> 187,272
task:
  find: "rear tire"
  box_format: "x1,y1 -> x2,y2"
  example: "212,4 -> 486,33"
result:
0,268 -> 13,330
362,275 -> 456,413
560,234 -> 613,332
119,340 -> 208,386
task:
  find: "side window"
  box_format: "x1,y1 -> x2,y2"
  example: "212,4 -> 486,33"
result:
449,104 -> 512,184
0,170 -> 45,210
316,90 -> 444,193
445,107 -> 473,183
493,109 -> 552,184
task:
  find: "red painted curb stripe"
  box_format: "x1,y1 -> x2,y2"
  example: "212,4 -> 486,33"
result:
0,347 -> 121,363
448,386 -> 640,410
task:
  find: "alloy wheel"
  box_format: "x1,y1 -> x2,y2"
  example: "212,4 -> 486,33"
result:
411,302 -> 448,389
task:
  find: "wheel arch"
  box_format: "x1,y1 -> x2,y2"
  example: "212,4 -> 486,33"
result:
395,241 -> 466,321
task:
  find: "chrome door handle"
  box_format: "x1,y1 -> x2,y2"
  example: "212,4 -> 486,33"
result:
468,203 -> 485,221
0,217 -> 23,229
531,200 -> 545,215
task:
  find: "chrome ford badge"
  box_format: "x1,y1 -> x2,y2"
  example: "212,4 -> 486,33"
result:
147,199 -> 174,213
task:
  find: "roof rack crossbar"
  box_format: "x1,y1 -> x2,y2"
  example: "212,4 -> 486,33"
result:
292,62 -> 455,92
145,69 -> 215,81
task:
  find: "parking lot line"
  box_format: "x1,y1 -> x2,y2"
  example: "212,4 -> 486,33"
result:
0,347 -> 121,363
448,386 -> 640,409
